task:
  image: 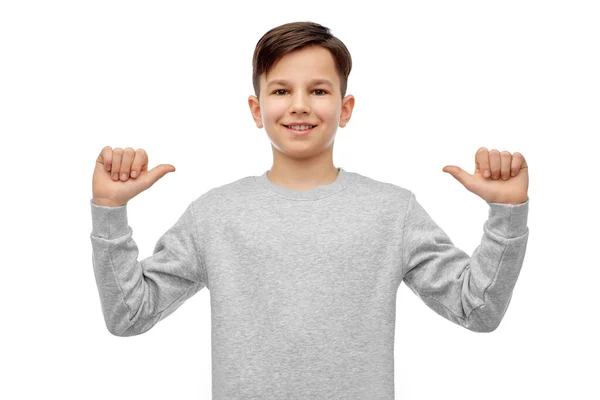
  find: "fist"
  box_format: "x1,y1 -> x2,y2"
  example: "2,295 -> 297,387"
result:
442,147 -> 529,205
92,146 -> 175,207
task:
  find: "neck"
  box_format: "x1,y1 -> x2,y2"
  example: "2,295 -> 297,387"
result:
267,154 -> 339,191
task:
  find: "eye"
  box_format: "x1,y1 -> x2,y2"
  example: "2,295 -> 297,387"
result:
272,89 -> 329,96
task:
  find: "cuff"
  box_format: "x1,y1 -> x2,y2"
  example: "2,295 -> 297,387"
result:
90,198 -> 130,239
485,196 -> 529,238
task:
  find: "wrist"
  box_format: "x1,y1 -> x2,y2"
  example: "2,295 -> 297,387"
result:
92,197 -> 127,207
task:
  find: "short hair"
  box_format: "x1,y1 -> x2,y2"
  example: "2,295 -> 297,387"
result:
252,21 -> 352,101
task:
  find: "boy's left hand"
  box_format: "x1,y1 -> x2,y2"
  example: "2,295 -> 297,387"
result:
442,147 -> 529,205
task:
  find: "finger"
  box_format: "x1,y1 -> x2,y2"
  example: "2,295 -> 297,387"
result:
476,147 -> 490,178
96,146 -> 113,171
489,149 -> 501,180
119,147 -> 135,181
144,164 -> 176,188
511,151 -> 526,176
111,148 -> 123,181
130,148 -> 148,179
500,150 -> 512,180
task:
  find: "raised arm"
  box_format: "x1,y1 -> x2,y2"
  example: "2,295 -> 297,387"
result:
401,192 -> 529,333
90,146 -> 206,336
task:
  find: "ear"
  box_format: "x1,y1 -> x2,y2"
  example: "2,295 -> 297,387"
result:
248,95 -> 263,128
339,95 -> 355,128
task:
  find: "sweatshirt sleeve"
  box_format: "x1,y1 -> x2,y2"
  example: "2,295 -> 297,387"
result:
401,192 -> 529,333
89,199 -> 208,337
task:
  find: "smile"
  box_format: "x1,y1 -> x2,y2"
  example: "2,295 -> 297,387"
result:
284,125 -> 316,136
284,124 -> 316,130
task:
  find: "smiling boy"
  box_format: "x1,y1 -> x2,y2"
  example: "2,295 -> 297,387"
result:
248,43 -> 354,190
90,21 -> 530,399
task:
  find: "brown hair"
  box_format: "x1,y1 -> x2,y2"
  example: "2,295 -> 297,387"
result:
252,21 -> 352,101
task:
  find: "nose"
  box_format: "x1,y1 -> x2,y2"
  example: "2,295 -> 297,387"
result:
289,92 -> 311,115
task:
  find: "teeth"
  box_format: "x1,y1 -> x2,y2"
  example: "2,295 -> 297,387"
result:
288,125 -> 314,131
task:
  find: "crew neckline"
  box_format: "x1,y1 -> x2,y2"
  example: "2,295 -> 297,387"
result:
254,167 -> 356,200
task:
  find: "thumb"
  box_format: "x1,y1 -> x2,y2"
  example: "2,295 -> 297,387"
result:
442,165 -> 471,188
142,164 -> 176,188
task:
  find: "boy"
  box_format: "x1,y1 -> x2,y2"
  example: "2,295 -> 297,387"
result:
90,21 -> 529,399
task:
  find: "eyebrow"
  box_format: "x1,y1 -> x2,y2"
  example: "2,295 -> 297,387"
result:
266,79 -> 334,88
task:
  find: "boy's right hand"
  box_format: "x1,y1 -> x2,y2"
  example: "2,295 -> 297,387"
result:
92,146 -> 176,207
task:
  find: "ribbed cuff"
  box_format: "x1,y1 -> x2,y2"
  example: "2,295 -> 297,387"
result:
486,196 -> 529,238
90,198 -> 130,239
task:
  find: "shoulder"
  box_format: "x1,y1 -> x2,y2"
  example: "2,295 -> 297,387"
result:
188,174 -> 259,216
349,171 -> 413,204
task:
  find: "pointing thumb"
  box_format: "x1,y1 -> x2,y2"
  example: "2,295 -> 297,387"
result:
144,164 -> 176,188
442,165 -> 470,188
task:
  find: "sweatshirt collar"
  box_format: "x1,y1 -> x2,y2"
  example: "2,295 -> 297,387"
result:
254,167 -> 356,200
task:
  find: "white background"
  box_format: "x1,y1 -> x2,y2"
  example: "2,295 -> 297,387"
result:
1,1 -> 598,399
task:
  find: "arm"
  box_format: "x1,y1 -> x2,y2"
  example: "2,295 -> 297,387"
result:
401,192 -> 529,333
89,199 -> 208,336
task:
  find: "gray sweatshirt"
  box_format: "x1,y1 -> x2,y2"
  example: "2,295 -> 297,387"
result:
90,167 -> 529,399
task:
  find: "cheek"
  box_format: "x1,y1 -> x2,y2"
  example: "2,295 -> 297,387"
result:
316,105 -> 339,122
262,103 -> 288,124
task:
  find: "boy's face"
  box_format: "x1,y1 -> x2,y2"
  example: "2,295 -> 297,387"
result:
248,45 -> 354,162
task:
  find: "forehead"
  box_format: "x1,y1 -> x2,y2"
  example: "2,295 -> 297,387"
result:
262,46 -> 339,88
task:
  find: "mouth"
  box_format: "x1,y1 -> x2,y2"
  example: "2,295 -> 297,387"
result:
283,124 -> 317,136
